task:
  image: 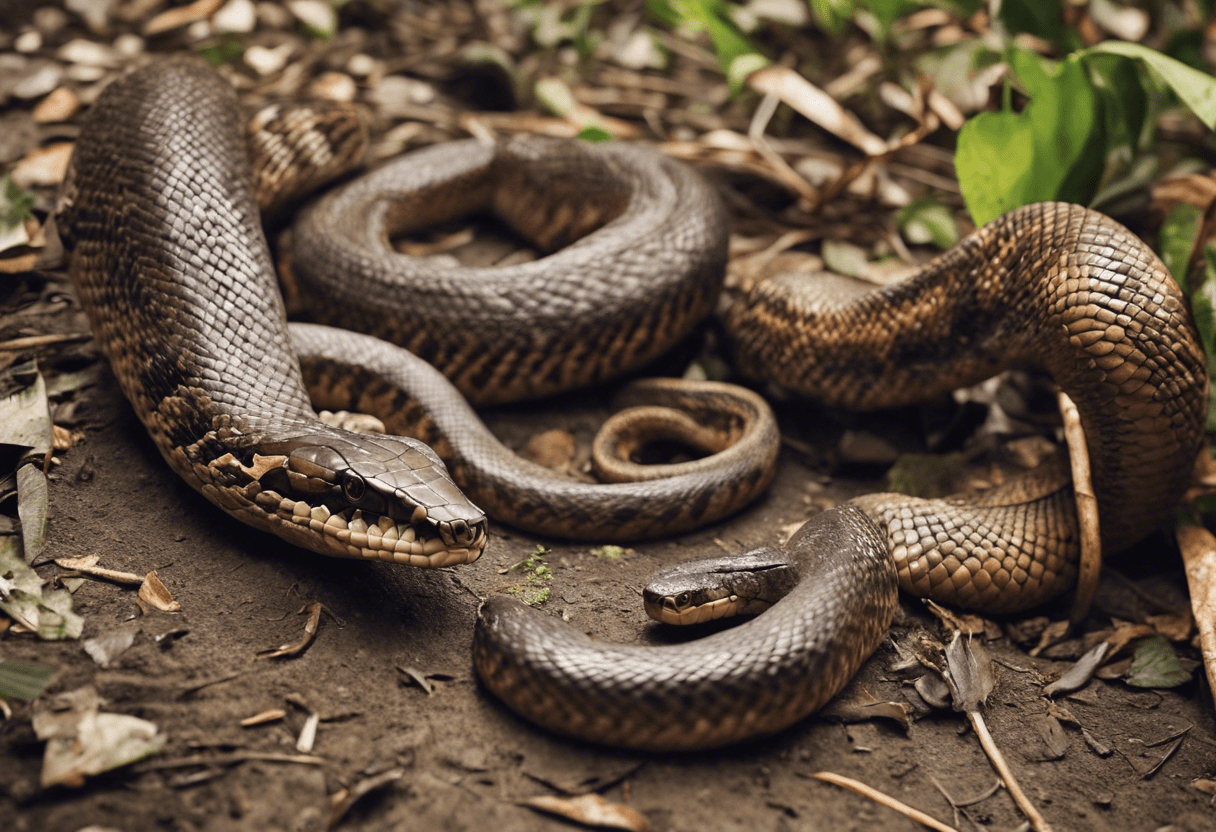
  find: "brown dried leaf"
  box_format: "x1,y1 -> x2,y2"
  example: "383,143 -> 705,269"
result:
821,687 -> 912,730
1029,619 -> 1071,656
138,571 -> 181,612
1146,611 -> 1194,642
327,767 -> 406,829
943,632 -> 995,713
1044,641 -> 1110,697
747,66 -> 887,156
11,142 -> 74,188
924,599 -> 988,636
144,0 -> 225,35
257,602 -> 323,658
54,556 -> 144,586
32,87 -> 80,123
240,709 -> 287,727
520,793 -> 650,832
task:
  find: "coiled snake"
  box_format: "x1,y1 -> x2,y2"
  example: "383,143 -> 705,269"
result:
473,207 -> 1208,749
58,57 -> 1207,752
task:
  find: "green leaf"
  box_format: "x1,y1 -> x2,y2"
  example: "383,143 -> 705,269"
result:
1158,202 -> 1203,288
195,35 -> 244,67
955,110 -> 1036,225
0,660 -> 56,702
0,175 -> 35,232
590,545 -> 627,560
576,125 -> 614,143
1125,634 -> 1191,688
1087,41 -> 1216,130
669,0 -> 760,72
997,0 -> 1080,52
897,198 -> 960,249
807,0 -> 855,33
956,52 -> 1098,224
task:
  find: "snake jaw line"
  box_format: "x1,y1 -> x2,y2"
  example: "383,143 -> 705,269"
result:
204,450 -> 486,566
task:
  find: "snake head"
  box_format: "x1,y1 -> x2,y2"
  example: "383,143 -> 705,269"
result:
217,432 -> 488,567
642,548 -> 797,625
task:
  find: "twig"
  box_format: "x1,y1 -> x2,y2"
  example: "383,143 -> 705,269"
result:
812,771 -> 958,832
1059,390 -> 1101,625
0,332 -> 91,351
136,750 -> 325,771
967,710 -> 1053,832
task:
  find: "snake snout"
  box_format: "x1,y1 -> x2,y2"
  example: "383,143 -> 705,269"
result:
439,516 -> 484,548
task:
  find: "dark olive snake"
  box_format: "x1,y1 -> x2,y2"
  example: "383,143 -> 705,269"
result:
58,57 -> 1208,752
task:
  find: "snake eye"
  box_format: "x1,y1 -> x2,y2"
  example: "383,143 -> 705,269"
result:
342,473 -> 366,502
675,592 -> 691,608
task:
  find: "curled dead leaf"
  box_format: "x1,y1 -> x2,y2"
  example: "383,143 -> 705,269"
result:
257,602 -> 324,658
520,793 -> 650,832
138,571 -> 181,612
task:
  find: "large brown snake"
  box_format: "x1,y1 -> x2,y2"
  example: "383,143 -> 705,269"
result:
57,58 -> 1207,752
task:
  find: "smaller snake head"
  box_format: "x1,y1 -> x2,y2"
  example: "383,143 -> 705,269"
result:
642,548 -> 797,625
213,431 -> 488,567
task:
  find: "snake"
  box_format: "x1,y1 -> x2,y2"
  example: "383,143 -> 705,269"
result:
54,56 -> 771,565
473,202 -> 1208,750
55,57 -> 1207,752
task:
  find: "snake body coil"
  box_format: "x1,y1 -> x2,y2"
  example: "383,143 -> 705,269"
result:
475,203 -> 1208,749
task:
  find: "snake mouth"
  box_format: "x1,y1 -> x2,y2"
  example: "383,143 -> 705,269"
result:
644,593 -> 744,626
253,487 -> 488,567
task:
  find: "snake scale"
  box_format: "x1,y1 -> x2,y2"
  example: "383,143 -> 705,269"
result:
58,57 -> 1207,752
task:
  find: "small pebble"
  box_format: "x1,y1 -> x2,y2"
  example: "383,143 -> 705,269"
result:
245,43 -> 295,76
13,63 -> 64,100
58,38 -> 119,68
14,31 -> 42,53
65,0 -> 116,33
346,53 -> 377,77
287,0 -> 336,36
213,0 -> 256,34
113,33 -> 145,58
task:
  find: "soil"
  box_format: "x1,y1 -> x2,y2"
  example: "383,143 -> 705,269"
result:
2,3 -> 1216,830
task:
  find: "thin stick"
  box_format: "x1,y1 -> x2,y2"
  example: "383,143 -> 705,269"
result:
812,771 -> 959,832
967,711 -> 1053,832
0,332 -> 91,351
1059,390 -> 1101,625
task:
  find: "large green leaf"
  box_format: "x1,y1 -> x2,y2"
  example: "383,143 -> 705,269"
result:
1088,41 -> 1216,129
956,51 -> 1098,224
956,109 -> 1037,225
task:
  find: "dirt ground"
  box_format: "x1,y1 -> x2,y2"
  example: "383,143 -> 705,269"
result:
3,2 -> 1216,831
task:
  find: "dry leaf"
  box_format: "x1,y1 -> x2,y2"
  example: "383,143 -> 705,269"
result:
144,0 -> 225,35
54,555 -> 143,586
520,793 -> 650,832
82,625 -> 139,668
747,66 -> 887,155
821,687 -> 911,730
1044,641 -> 1109,697
327,767 -> 405,829
138,571 -> 181,612
258,602 -> 323,658
11,143 -> 74,188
